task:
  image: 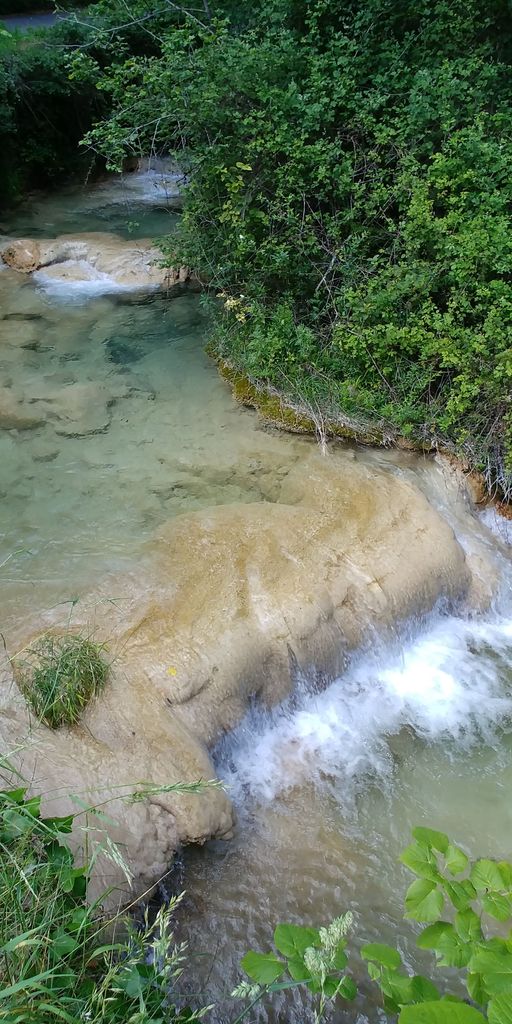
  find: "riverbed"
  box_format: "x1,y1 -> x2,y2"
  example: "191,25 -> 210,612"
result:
1,169 -> 512,1023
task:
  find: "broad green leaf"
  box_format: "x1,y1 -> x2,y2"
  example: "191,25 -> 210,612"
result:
405,879 -> 444,922
466,972 -> 489,1005
44,814 -> 74,834
412,828 -> 449,854
482,892 -> 512,922
361,943 -> 402,969
323,976 -> 343,997
23,795 -> 41,818
0,787 -> 26,804
445,844 -> 469,876
410,976 -> 441,1003
332,943 -> 348,971
51,930 -> 79,960
436,928 -> 472,969
471,859 -> 506,893
417,922 -> 453,950
489,994 -> 512,1024
381,970 -> 415,1004
119,966 -> 144,997
498,862 -> 512,887
469,950 -> 512,994
274,923 -> 320,958
241,951 -> 285,984
399,1001 -> 486,1023
401,842 -> 442,882
454,908 -> 482,943
286,956 -> 311,982
444,880 -> 476,911
338,976 -> 357,1000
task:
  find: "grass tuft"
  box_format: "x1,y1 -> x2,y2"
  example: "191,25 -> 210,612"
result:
15,634 -> 109,729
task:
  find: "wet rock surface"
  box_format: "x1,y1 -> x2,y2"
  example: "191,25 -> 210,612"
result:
1,232 -> 195,293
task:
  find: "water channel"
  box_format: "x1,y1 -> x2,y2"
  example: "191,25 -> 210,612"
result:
1,169 -> 511,1022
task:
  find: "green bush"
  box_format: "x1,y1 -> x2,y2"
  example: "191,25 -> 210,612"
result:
82,0 -> 512,497
15,633 -> 109,728
236,825 -> 512,1023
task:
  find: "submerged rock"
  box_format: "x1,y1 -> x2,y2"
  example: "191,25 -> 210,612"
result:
0,386 -> 45,430
0,450 -> 480,906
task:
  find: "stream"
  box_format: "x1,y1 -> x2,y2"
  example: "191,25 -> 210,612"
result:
1,169 -> 512,1022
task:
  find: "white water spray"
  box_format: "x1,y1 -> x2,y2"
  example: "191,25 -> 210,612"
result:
219,609 -> 512,804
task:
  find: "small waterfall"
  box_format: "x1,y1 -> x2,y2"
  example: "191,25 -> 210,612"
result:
216,606 -> 512,806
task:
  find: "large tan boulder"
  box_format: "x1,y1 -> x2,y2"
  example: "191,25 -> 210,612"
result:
1,238 -> 41,273
0,450 -> 476,905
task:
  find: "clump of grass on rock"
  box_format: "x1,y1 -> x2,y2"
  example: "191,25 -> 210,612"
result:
16,633 -> 109,728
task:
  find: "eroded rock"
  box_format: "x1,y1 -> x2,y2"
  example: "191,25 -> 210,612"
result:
1,232 -> 196,292
0,450 -> 479,905
1,238 -> 41,273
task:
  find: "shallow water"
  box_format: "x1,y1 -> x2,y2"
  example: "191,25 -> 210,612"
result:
0,12 -> 60,31
2,169 -> 512,1023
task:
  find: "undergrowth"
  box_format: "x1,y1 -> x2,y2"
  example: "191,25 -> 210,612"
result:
0,782 -> 211,1024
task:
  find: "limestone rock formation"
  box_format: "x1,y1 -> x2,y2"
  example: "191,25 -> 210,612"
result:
0,233 -> 196,292
0,450 -> 479,905
1,238 -> 41,273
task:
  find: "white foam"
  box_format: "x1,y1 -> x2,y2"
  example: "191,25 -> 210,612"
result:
33,260 -> 139,303
87,169 -> 182,209
219,614 -> 512,803
480,507 -> 512,546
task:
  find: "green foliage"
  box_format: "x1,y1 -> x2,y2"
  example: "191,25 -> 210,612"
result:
0,12 -> 106,204
0,785 -> 207,1024
237,826 -> 512,1022
83,0 -> 512,497
14,633 -> 109,728
235,914 -> 356,1023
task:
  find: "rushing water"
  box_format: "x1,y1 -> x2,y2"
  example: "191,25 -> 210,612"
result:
2,169 -> 512,1023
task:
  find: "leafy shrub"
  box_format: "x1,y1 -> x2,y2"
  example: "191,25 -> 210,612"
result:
82,0 -> 512,497
15,633 -> 109,728
236,824 -> 512,1022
